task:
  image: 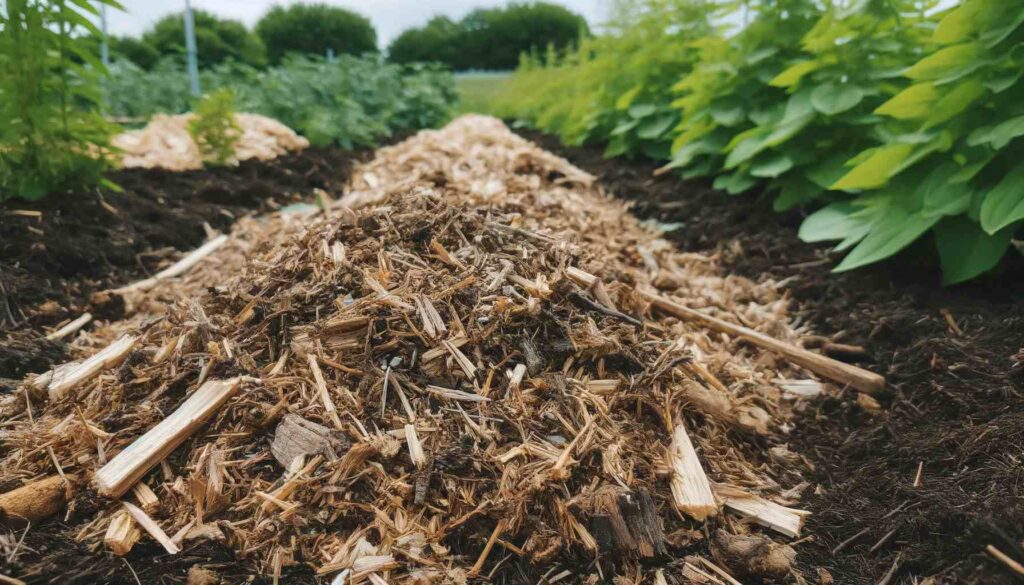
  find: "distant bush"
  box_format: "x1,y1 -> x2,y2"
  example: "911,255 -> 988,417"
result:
256,4 -> 377,65
142,10 -> 266,69
189,89 -> 240,166
388,2 -> 588,71
0,0 -> 117,201
106,55 -> 458,148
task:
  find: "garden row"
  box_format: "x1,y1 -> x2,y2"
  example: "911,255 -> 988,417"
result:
495,0 -> 1024,283
0,1 -> 457,201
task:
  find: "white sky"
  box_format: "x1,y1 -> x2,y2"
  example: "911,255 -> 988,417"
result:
105,0 -> 612,46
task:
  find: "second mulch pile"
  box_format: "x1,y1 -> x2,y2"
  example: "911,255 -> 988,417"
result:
2,116 -> 831,583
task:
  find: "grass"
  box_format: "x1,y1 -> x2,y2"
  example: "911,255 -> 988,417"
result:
454,72 -> 511,115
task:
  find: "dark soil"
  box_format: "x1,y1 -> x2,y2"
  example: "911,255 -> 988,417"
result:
0,147 -> 368,380
519,130 -> 1024,585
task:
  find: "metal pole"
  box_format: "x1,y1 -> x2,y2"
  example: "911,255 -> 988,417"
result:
183,0 -> 201,97
99,4 -> 110,68
326,47 -> 335,64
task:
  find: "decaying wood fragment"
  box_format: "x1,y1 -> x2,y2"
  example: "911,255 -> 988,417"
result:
711,529 -> 795,579
95,378 -> 243,497
591,488 -> 667,558
104,510 -> 141,556
0,474 -> 75,525
669,423 -> 718,520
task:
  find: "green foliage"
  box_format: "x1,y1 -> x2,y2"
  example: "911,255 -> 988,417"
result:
142,9 -> 266,69
388,2 -> 589,71
499,0 -> 1024,283
0,0 -> 119,201
255,4 -> 377,65
188,88 -> 240,166
106,56 -> 457,149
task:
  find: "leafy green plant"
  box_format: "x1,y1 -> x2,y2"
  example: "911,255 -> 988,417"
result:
105,55 -> 457,148
0,0 -> 120,201
498,0 -> 1024,283
188,88 -> 240,166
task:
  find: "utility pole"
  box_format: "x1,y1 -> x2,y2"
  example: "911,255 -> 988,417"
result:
183,0 -> 201,97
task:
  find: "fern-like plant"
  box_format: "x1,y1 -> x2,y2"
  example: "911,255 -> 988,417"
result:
188,88 -> 241,166
0,0 -> 122,200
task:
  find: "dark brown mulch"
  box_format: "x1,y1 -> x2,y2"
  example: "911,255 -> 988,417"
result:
518,129 -> 1024,585
0,147 -> 369,380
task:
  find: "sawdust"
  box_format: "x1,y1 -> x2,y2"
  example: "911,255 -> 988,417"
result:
1,116 -> 825,583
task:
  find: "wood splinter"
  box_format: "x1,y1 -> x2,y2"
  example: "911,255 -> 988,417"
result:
95,378 -> 244,498
669,424 -> 718,520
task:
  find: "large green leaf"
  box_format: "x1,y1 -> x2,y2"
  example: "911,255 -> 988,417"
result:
834,205 -> 940,272
967,114 -> 1024,149
924,78 -> 987,127
935,215 -> 1013,284
810,82 -> 865,115
750,153 -> 793,178
636,113 -> 676,139
905,43 -> 982,81
875,83 -> 939,120
921,164 -> 973,217
979,165 -> 1024,233
710,98 -> 746,127
770,60 -> 822,88
832,144 -> 916,191
799,202 -> 867,243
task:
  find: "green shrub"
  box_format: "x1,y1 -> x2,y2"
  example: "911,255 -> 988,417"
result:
498,0 -> 1024,284
388,2 -> 589,71
188,89 -> 240,166
142,9 -> 266,69
0,0 -> 119,201
256,4 -> 377,65
105,55 -> 458,149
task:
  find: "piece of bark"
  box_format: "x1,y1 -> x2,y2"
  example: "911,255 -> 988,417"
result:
711,529 -> 795,579
104,510 -> 140,556
592,489 -> 666,558
270,413 -> 348,468
669,423 -> 718,520
95,378 -> 242,498
0,475 -> 75,525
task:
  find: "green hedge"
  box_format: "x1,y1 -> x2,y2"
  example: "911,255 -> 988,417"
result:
496,0 -> 1024,284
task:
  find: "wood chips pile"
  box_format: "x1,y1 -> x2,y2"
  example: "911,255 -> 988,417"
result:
113,113 -> 309,171
1,116 -> 824,584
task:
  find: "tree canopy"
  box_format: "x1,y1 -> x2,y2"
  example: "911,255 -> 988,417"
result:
255,4 -> 377,65
141,10 -> 266,69
388,2 -> 588,71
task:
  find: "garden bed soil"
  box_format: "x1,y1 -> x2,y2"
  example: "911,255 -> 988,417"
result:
0,147 -> 368,381
519,130 -> 1024,584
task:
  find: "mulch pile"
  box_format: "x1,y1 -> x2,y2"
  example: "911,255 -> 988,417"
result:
113,113 -> 309,172
1,116 -> 832,584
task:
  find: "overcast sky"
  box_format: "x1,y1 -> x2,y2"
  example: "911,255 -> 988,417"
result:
105,0 -> 612,46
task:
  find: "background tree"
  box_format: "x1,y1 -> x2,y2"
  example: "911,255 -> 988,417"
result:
387,2 -> 588,71
388,16 -> 459,66
112,36 -> 160,70
142,10 -> 266,69
256,4 -> 377,65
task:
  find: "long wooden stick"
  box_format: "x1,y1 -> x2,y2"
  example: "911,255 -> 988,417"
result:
95,378 -> 242,497
114,234 -> 229,293
38,335 -> 138,401
45,313 -> 92,341
639,290 -> 885,394
567,267 -> 885,393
